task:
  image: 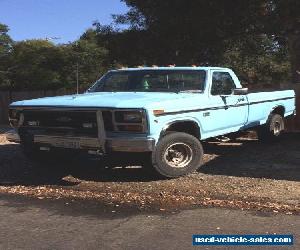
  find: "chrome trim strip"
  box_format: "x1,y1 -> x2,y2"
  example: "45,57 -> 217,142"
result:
112,110 -> 119,132
249,97 -> 294,105
32,134 -> 155,152
107,137 -> 155,152
155,97 -> 295,117
34,135 -> 101,149
5,129 -> 20,143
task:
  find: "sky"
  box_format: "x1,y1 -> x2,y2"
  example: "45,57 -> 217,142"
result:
0,0 -> 129,43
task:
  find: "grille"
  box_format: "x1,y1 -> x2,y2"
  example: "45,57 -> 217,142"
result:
21,109 -> 146,136
23,110 -> 98,136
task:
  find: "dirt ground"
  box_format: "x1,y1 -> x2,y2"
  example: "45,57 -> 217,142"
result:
0,130 -> 299,214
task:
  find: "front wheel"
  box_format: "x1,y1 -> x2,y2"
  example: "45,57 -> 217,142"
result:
152,132 -> 203,178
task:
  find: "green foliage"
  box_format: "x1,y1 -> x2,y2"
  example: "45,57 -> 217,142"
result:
114,0 -> 298,83
55,36 -> 108,91
0,24 -> 13,89
74,35 -> 109,90
1,0 -> 300,90
221,35 -> 291,84
111,0 -> 266,65
0,24 -> 12,55
271,0 -> 300,82
0,24 -> 109,91
9,40 -> 62,90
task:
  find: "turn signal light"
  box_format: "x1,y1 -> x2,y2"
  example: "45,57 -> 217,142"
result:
117,125 -> 143,132
153,110 -> 165,116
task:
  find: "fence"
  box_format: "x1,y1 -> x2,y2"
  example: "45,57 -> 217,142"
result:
1,85 -> 300,131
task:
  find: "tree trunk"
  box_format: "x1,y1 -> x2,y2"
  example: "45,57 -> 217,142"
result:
288,33 -> 300,83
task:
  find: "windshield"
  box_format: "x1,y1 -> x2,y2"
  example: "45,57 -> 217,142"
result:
88,70 -> 206,93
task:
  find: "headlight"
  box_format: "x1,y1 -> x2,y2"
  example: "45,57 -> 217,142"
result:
113,110 -> 147,133
9,109 -> 18,120
8,108 -> 24,128
115,111 -> 143,123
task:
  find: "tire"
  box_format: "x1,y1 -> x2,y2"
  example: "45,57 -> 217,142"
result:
152,132 -> 203,178
257,113 -> 285,142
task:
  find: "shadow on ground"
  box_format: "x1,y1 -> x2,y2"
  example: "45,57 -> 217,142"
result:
200,133 -> 300,182
0,142 -> 158,186
0,133 -> 299,187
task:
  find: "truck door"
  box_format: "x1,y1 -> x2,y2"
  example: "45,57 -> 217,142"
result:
203,70 -> 248,135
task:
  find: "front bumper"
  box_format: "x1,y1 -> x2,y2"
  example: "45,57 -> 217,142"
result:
106,137 -> 155,152
5,129 -> 20,143
33,134 -> 155,153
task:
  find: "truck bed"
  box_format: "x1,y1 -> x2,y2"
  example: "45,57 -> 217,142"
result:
246,90 -> 295,126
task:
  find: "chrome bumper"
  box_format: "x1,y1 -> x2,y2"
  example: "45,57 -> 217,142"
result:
107,137 -> 155,152
5,129 -> 20,143
33,135 -> 155,153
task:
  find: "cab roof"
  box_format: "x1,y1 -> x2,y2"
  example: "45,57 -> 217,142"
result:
111,66 -> 230,72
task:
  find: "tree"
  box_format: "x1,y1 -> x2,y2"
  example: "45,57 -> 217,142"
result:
2,1 -> 299,90
112,0 -> 295,83
113,0 -> 266,65
0,23 -> 13,89
59,30 -> 109,91
0,25 -> 109,91
9,40 -> 63,90
0,23 -> 12,56
268,0 -> 300,82
221,34 -> 290,84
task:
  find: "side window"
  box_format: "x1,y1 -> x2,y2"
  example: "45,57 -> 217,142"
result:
211,72 -> 236,95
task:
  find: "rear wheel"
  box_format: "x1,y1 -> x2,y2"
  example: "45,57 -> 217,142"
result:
152,132 -> 203,178
257,113 -> 285,142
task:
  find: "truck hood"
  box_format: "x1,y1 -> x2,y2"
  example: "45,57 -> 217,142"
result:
10,91 -> 202,110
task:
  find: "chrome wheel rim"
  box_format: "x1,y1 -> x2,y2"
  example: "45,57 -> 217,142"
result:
273,121 -> 282,136
163,143 -> 193,168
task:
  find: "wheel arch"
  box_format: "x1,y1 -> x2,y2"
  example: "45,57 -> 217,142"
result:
271,105 -> 285,117
160,119 -> 202,139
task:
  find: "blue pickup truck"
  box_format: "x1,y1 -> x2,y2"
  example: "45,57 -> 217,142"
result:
9,67 -> 296,177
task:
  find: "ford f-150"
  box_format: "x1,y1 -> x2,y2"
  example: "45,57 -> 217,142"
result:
9,67 -> 296,177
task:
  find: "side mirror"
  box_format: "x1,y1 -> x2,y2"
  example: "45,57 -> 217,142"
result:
233,88 -> 248,95
241,81 -> 249,86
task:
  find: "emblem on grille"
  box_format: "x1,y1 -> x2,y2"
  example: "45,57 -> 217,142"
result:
56,116 -> 72,122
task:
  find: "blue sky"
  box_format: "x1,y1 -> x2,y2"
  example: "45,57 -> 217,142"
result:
0,0 -> 129,43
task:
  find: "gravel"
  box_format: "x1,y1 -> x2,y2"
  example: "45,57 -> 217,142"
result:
0,131 -> 299,214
